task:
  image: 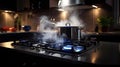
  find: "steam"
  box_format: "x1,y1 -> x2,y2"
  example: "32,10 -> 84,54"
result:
69,11 -> 84,28
37,16 -> 64,44
56,11 -> 84,28
37,16 -> 55,32
37,11 -> 86,44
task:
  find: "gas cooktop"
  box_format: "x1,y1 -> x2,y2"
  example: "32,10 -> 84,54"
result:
11,37 -> 97,55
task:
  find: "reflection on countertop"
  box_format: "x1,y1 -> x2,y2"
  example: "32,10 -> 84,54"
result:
0,41 -> 14,49
0,41 -> 120,65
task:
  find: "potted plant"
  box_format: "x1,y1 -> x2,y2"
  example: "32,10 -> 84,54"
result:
97,16 -> 114,32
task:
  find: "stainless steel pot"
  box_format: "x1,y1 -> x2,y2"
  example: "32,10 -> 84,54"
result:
59,26 -> 79,40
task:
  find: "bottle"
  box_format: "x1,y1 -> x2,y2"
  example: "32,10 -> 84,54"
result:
95,24 -> 99,33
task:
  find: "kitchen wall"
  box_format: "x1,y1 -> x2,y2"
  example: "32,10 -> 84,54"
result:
0,11 -> 15,28
0,0 -> 114,32
0,5 -> 113,32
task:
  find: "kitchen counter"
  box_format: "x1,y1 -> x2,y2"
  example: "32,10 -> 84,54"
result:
0,41 -> 120,65
0,32 -> 120,65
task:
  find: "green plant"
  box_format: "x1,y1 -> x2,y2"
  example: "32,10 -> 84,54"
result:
97,16 -> 114,27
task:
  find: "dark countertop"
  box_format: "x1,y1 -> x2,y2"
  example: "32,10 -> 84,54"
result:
0,32 -> 120,65
0,41 -> 120,65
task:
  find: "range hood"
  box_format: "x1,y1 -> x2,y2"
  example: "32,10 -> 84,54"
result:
57,0 -> 104,8
58,0 -> 85,7
57,0 -> 94,11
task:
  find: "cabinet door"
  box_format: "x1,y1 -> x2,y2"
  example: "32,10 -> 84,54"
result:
30,0 -> 49,10
0,0 -> 17,11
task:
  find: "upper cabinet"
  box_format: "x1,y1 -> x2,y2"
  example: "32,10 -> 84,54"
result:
0,0 -> 114,11
29,0 -> 49,10
0,0 -> 49,11
0,0 -> 17,11
17,0 -> 49,11
84,0 -> 105,5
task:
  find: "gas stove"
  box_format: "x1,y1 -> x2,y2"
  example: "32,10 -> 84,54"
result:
11,36 -> 97,55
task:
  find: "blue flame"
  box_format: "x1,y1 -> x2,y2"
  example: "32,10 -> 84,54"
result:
73,46 -> 84,52
62,45 -> 73,51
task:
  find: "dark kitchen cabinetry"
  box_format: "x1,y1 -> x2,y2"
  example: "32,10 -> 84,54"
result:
30,0 -> 49,10
84,0 -> 105,5
0,0 -> 17,11
17,0 -> 50,11
0,0 -> 49,11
